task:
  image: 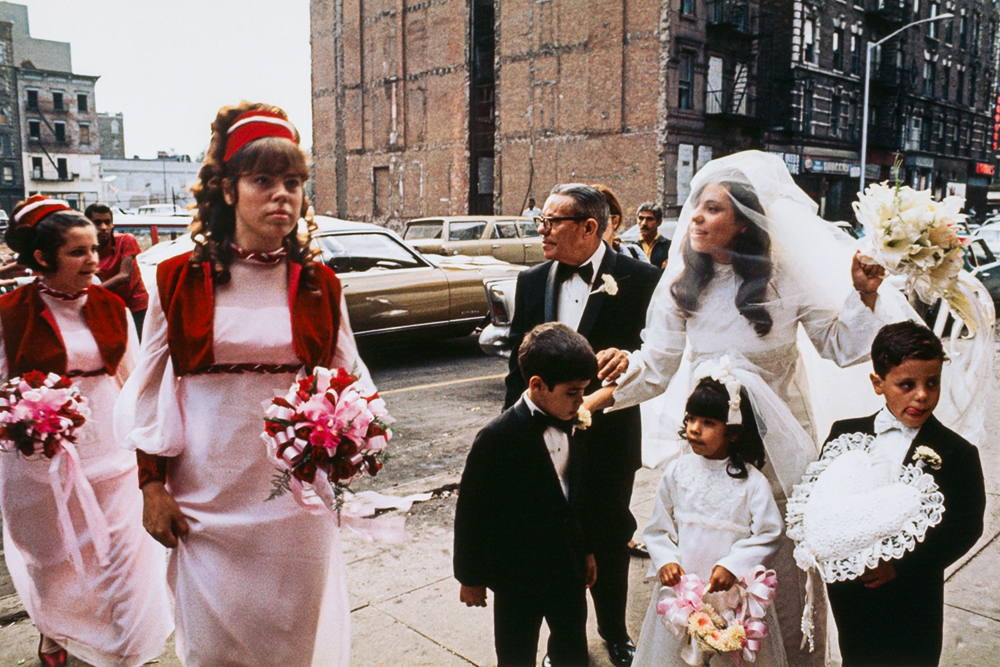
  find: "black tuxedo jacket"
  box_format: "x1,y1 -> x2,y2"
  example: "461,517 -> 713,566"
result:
502,246 -> 662,494
454,399 -> 590,592
823,413 -> 986,665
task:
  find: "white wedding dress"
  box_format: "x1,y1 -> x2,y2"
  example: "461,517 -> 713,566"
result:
633,454 -> 786,667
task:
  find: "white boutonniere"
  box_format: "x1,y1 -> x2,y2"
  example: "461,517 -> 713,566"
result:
912,445 -> 942,471
575,405 -> 592,430
591,274 -> 619,296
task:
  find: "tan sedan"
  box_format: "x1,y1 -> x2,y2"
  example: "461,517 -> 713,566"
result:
136,216 -> 525,343
402,215 -> 545,265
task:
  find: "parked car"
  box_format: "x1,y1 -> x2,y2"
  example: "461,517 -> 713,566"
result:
136,216 -> 525,343
0,208 -> 7,233
402,216 -> 544,265
136,203 -> 189,216
619,219 -> 679,244
973,222 -> 1000,256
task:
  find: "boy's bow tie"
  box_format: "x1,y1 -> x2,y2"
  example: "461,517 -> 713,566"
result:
533,412 -> 576,435
874,410 -> 918,438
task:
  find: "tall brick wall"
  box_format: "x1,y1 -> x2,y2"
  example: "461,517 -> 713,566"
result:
312,0 -> 472,224
495,0 -> 665,218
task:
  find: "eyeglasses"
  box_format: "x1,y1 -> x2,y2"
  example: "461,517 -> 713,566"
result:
533,216 -> 588,231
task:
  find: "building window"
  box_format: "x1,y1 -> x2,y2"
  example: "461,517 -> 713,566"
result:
0,135 -> 10,156
831,94 -> 841,137
678,52 -> 694,109
54,121 -> 66,143
833,30 -> 844,70
956,70 -> 964,105
913,0 -> 920,21
57,158 -> 67,180
960,16 -> 967,48
2,166 -> 12,183
52,91 -> 63,111
850,35 -> 861,75
945,16 -> 954,43
77,93 -> 88,112
803,18 -> 816,64
973,15 -> 980,50
943,67 -> 950,101
681,0 -> 695,16
373,166 -> 390,217
28,119 -> 40,140
26,89 -> 37,110
79,123 -> 90,144
923,61 -> 934,97
928,3 -> 939,38
31,156 -> 42,179
920,117 -> 931,151
969,68 -> 977,108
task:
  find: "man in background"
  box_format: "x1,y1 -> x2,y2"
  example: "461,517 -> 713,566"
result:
86,203 -> 149,338
636,202 -> 670,268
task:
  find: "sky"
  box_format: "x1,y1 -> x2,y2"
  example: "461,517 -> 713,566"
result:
18,0 -> 313,159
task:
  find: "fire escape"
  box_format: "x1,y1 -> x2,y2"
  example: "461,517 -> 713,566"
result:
864,0 -> 908,151
704,1 -> 772,146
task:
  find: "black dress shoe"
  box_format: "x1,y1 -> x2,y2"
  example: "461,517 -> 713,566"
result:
607,638 -> 635,667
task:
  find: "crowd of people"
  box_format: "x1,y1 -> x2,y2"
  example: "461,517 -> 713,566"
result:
0,99 -> 988,667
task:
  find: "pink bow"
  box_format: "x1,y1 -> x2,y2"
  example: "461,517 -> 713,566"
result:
656,574 -> 707,632
48,441 -> 110,575
739,566 -> 778,622
741,619 -> 769,662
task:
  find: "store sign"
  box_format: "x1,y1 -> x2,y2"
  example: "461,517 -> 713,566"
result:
994,94 -> 1000,151
802,156 -> 856,175
904,155 -> 935,169
969,176 -> 990,188
768,151 -> 801,175
974,162 -> 996,176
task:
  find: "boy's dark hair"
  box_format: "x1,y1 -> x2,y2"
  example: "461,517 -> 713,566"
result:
84,202 -> 113,221
5,208 -> 92,273
679,376 -> 765,480
871,320 -> 946,379
518,322 -> 597,389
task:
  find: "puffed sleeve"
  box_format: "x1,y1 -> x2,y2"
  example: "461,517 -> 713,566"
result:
610,286 -> 688,410
113,284 -> 185,458
715,469 -> 783,579
330,290 -> 376,397
797,283 -> 890,368
643,459 -> 682,574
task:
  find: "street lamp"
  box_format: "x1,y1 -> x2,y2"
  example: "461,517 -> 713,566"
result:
859,11 -> 954,196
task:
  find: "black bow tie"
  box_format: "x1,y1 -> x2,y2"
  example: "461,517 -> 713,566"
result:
556,262 -> 594,285
533,411 -> 576,435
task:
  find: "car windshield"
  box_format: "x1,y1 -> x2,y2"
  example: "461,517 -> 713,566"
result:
969,240 -> 995,269
315,232 -> 427,274
404,222 -> 443,240
517,221 -> 540,238
449,221 -> 486,241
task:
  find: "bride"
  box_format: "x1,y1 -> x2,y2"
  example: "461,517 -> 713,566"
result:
588,150 -> 895,664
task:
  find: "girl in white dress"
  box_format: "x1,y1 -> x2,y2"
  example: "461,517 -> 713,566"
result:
634,375 -> 785,667
0,197 -> 171,666
116,103 -> 372,665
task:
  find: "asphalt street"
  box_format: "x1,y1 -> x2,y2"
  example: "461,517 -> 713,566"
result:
0,333 -> 997,666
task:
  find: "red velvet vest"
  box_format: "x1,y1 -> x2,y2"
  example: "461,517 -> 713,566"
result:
156,251 -> 341,376
0,282 -> 128,376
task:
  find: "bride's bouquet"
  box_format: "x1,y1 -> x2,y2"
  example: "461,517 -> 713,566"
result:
0,370 -> 90,458
853,179 -> 977,332
262,366 -> 392,511
657,567 -> 777,665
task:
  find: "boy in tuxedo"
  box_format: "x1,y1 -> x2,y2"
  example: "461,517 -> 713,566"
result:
824,321 -> 986,666
455,322 -> 598,666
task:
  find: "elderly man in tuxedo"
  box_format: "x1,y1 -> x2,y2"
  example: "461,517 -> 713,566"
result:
504,183 -> 662,666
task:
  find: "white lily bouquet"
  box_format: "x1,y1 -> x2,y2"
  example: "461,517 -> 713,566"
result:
852,180 -> 976,332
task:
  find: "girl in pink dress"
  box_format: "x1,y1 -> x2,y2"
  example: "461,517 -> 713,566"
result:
0,196 -> 172,666
116,102 -> 372,665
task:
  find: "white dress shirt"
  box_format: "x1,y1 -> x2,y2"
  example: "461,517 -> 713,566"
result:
523,206 -> 542,218
870,406 -> 920,483
556,242 -> 606,331
523,392 -> 571,500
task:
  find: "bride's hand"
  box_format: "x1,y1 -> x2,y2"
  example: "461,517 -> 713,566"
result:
851,250 -> 885,294
596,348 -> 630,383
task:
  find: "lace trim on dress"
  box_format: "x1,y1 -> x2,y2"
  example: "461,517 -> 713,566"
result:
229,244 -> 288,265
785,432 -> 945,583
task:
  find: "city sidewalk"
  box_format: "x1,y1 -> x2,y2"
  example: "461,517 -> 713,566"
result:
1,451 -> 997,666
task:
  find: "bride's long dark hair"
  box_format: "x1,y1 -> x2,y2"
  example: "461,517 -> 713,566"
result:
670,181 -> 773,337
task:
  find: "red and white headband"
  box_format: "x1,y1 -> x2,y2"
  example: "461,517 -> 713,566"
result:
224,109 -> 299,162
13,195 -> 73,228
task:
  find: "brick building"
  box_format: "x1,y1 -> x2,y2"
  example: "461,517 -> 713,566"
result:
311,0 -> 1000,223
98,111 -> 125,158
0,21 -> 23,214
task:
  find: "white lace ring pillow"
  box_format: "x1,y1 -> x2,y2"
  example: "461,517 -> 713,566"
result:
785,433 -> 945,583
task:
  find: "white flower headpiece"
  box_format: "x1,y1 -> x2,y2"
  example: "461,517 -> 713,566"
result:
693,355 -> 743,425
